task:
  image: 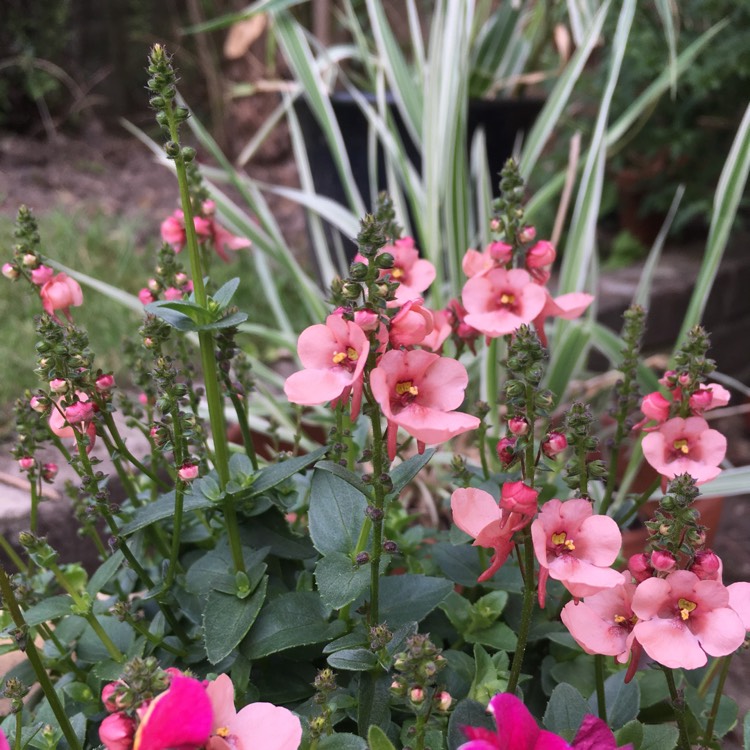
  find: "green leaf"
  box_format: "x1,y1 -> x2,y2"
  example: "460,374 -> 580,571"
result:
22,595 -> 73,626
314,460 -> 369,495
389,448 -> 436,496
376,575 -> 453,629
212,277 -> 240,308
185,547 -> 267,597
241,591 -> 345,659
309,469 -> 369,555
86,551 -> 124,596
317,734 -> 367,750
77,616 -> 134,663
326,647 -> 378,672
466,622 -> 517,652
432,542 -> 484,587
639,723 -> 679,750
588,670 -> 640,730
121,491 -> 213,536
744,710 -> 750,750
614,719 -> 643,749
469,644 -> 509,704
203,577 -> 267,664
543,683 -> 590,740
315,552 -> 371,610
367,725 -> 397,750
250,446 -> 327,496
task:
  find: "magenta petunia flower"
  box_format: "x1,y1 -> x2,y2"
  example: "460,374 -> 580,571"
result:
561,579 -> 636,664
531,499 -> 623,607
284,315 -> 369,418
370,349 -> 479,459
458,693 -> 632,750
462,268 -> 547,338
641,416 -> 726,484
132,674 -> 213,750
451,483 -> 538,582
206,674 -> 302,750
631,570 -> 746,670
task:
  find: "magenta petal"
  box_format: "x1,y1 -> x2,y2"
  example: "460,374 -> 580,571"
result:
488,693 -> 541,750
571,715 -> 620,750
133,676 -> 212,750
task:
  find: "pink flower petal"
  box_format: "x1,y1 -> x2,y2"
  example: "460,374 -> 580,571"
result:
451,488 -> 502,539
634,618 -> 708,670
205,674 -> 236,732
230,702 -> 302,750
728,582 -> 750,629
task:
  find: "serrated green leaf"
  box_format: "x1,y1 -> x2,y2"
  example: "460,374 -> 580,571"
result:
241,591 -> 345,659
314,460 -> 370,495
614,719 -> 643,748
203,577 -> 267,664
317,734 -> 367,750
315,552 -> 371,610
309,469 -> 369,555
640,722 -> 679,750
120,491 -> 212,535
389,448 -> 436,496
23,596 -> 73,626
543,683 -> 590,740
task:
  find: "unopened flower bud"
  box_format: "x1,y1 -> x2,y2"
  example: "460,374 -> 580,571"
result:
29,395 -> 48,413
518,225 -> 536,243
542,431 -> 567,458
30,265 -> 54,285
42,463 -> 58,482
342,282 -> 361,299
96,374 -> 116,392
488,241 -> 512,263
2,262 -> 19,280
355,552 -> 370,566
148,278 -> 160,292
409,687 -> 425,704
174,272 -> 188,286
489,218 -> 501,232
375,253 -> 395,269
18,457 -> 35,472
49,378 -> 68,394
650,550 -> 676,572
691,549 -> 721,580
507,416 -> 528,436
349,262 -> 368,280
177,463 -> 199,482
496,436 -> 516,465
436,691 -> 452,711
22,254 -> 37,268
628,553 -> 653,582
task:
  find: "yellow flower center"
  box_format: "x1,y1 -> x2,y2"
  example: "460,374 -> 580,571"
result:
391,267 -> 404,279
551,531 -> 575,551
395,380 -> 419,397
678,598 -> 697,621
614,614 -> 626,624
217,727 -> 231,738
332,352 -> 346,364
500,292 -> 516,306
332,347 -> 359,366
674,438 -> 690,454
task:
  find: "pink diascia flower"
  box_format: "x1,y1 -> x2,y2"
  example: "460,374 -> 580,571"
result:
461,241 -> 513,278
201,201 -> 252,262
389,299 -> 434,347
531,499 -> 623,607
132,674 -> 213,750
525,240 -> 556,284
641,416 -> 727,484
561,579 -> 637,665
532,291 -> 594,347
462,268 -> 547,338
40,272 -> 83,322
420,308 -> 452,352
631,569 -> 746,670
284,314 -> 369,419
30,264 -> 54,285
452,483 -> 539,582
370,349 -> 480,460
458,692 -> 632,750
49,392 -> 97,451
689,383 -> 731,414
206,674 -> 302,750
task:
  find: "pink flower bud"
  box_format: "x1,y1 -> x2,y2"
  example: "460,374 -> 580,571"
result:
164,287 -> 183,301
507,416 -> 529,436
499,480 -> 538,516
138,393 -> 150,406
98,711 -> 136,750
650,550 -> 676,572
487,241 -> 512,264
678,373 -> 691,386
96,374 -> 116,392
143,337 -> 155,348
174,272 -> 188,286
202,199 -> 217,216
30,265 -> 54,285
42,462 -> 59,482
101,683 -> 119,713
18,457 -> 35,471
658,370 -> 678,388
496,436 -> 517,465
541,431 -> 567,458
526,240 -> 556,268
22,254 -> 37,268
49,378 -> 68,394
147,278 -> 160,293
30,395 -> 48,413
2,262 -> 19,280
641,392 -> 671,423
691,549 -> 721,581
518,225 -> 536,243
409,687 -> 425,704
489,218 -> 501,232
178,463 -> 199,482
689,383 -> 730,414
138,288 -> 156,306
627,553 -> 653,583
436,691 -> 452,711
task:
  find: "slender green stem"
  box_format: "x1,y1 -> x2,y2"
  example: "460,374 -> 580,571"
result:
37,622 -> 88,681
0,566 -> 82,750
367,399 -> 388,627
507,528 -> 536,694
14,706 -> 22,750
485,337 -> 499,432
702,655 -> 732,745
228,391 -> 258,470
663,667 -> 691,750
101,412 -> 169,489
126,614 -> 186,657
594,654 -> 607,720
0,534 -> 27,574
619,476 -> 662,527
